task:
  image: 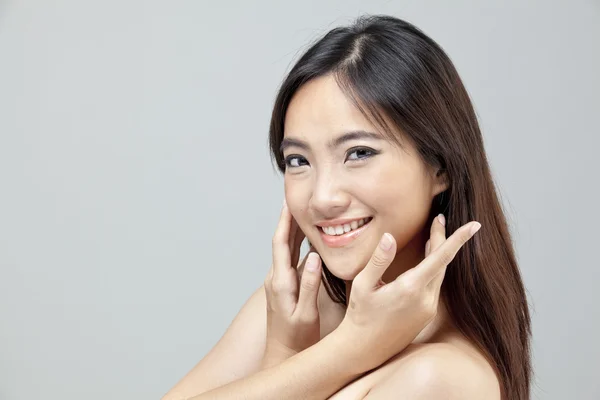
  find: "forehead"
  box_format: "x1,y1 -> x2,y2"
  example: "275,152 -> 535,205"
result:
284,74 -> 378,138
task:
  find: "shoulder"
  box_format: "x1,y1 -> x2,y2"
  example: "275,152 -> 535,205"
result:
364,342 -> 501,400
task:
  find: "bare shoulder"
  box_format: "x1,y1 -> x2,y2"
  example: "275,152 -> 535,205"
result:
162,253 -> 345,399
364,341 -> 501,400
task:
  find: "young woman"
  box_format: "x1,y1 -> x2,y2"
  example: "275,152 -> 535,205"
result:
162,14 -> 531,400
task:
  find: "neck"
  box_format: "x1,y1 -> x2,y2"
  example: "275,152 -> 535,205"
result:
344,228 -> 455,343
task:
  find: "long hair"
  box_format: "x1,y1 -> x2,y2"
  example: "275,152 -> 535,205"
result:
268,15 -> 531,400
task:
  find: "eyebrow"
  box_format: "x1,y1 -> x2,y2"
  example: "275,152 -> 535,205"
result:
280,130 -> 382,153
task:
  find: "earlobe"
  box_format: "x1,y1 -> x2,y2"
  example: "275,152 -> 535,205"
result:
432,169 -> 449,196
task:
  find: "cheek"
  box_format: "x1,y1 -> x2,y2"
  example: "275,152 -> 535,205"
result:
284,179 -> 314,234
367,167 -> 432,246
284,178 -> 308,207
360,163 -> 422,210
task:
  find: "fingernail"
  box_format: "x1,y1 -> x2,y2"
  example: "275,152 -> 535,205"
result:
379,233 -> 393,251
470,222 -> 481,236
306,252 -> 319,271
437,214 -> 445,226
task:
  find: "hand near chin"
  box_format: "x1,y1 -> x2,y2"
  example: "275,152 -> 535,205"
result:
336,214 -> 482,372
261,200 -> 322,370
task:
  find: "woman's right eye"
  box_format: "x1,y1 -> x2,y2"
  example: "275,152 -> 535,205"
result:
284,155 -> 309,169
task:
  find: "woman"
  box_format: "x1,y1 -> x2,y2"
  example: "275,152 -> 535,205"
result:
162,14 -> 531,400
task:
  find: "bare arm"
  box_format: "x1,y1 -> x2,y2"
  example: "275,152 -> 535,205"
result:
161,259 -> 341,400
190,326 -> 364,400
162,212 -> 479,400
161,285 -> 268,399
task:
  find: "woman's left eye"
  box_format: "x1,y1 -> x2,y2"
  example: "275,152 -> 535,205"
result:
346,147 -> 377,162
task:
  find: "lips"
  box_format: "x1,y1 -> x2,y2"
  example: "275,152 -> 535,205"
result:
318,217 -> 373,248
319,217 -> 372,236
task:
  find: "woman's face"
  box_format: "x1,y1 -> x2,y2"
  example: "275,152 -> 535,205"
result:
282,74 -> 447,281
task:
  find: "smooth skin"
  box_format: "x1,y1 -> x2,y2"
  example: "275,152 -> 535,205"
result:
162,207 -> 486,400
162,75 -> 500,399
279,74 -> 500,398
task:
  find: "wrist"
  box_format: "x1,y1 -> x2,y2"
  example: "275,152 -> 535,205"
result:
261,342 -> 298,370
320,324 -> 372,377
330,318 -> 392,374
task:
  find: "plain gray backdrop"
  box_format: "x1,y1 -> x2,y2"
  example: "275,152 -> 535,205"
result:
0,1 -> 598,399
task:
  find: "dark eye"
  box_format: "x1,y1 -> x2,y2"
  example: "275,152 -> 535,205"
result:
346,147 -> 377,162
284,155 -> 309,169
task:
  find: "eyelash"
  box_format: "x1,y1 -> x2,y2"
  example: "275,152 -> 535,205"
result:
283,147 -> 378,169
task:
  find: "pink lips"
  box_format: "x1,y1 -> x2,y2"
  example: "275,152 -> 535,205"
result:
318,218 -> 372,248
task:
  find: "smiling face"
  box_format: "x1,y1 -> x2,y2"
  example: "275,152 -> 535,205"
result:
282,74 -> 448,282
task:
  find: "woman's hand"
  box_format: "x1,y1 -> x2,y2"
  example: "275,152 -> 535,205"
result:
336,214 -> 481,372
261,200 -> 323,369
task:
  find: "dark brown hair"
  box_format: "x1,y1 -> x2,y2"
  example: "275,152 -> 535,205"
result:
268,14 -> 531,400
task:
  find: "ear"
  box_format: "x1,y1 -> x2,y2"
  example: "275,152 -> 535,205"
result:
431,168 -> 449,197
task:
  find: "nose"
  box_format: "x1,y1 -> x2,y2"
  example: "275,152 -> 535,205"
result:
308,169 -> 351,218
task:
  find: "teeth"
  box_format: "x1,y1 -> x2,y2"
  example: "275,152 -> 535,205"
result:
321,218 -> 371,236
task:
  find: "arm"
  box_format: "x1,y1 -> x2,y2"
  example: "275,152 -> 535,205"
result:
190,327 -> 365,400
161,285 -> 268,399
165,213 -> 480,399
161,268 -> 341,399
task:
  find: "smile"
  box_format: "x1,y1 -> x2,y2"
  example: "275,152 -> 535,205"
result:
319,217 -> 372,236
317,217 -> 373,248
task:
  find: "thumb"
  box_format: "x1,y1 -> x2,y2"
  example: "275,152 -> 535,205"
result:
355,233 -> 397,290
295,252 -> 322,317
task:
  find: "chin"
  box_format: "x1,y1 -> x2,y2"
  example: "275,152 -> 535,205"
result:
308,237 -> 379,283
317,253 -> 367,281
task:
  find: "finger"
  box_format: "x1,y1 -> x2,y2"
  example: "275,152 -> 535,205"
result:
272,200 -> 292,268
410,221 -> 481,285
271,201 -> 295,293
354,233 -> 397,291
424,214 -> 448,288
427,264 -> 448,300
424,240 -> 431,257
295,252 -> 322,317
425,216 -> 456,290
296,242 -> 317,277
427,271 -> 446,319
288,212 -> 298,255
290,217 -> 306,269
429,214 -> 447,254
295,250 -> 310,281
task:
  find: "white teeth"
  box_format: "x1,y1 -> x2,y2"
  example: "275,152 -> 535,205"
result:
321,218 -> 371,236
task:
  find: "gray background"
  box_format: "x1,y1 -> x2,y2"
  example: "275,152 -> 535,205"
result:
0,1 -> 598,399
